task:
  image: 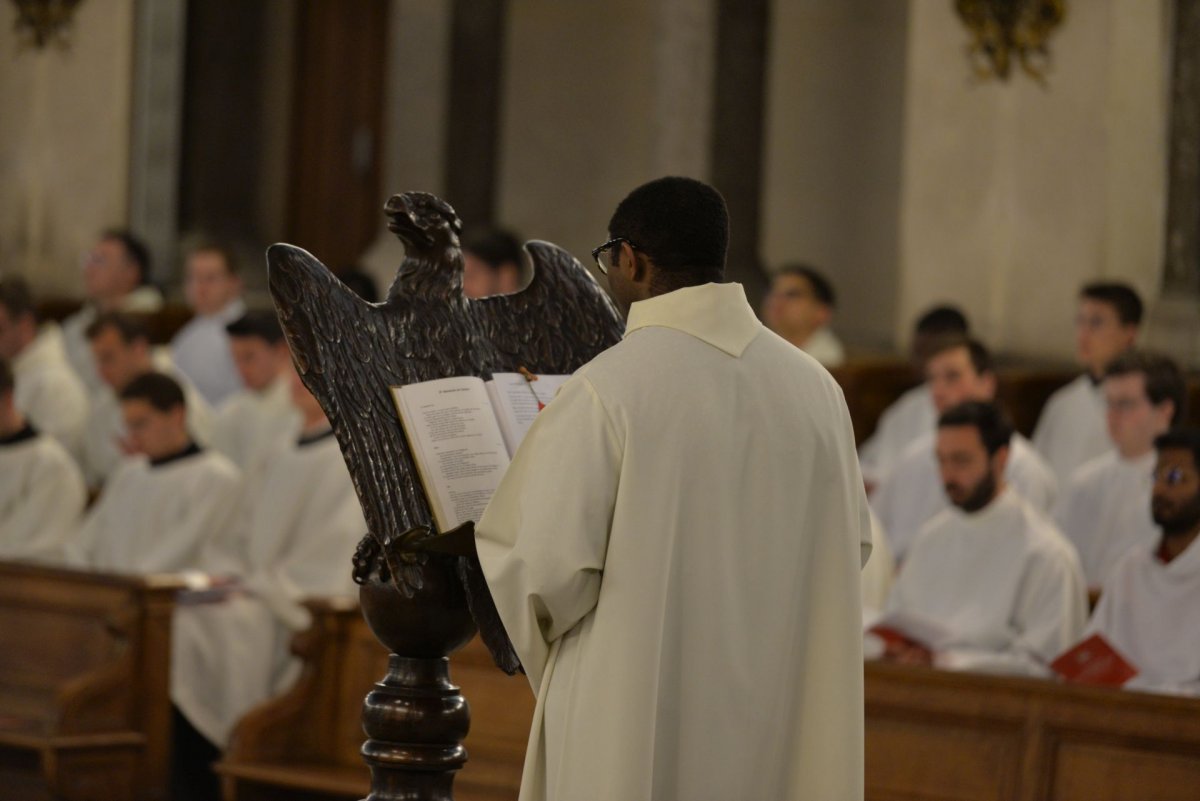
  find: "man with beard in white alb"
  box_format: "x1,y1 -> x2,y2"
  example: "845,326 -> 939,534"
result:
72,371 -> 241,574
1055,350 -> 1186,592
1082,428 -> 1200,695
871,336 -> 1057,561
1033,282 -> 1141,484
170,366 -> 366,801
877,401 -> 1087,676
0,358 -> 86,563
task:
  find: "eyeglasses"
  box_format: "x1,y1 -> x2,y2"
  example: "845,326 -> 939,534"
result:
1154,466 -> 1196,486
591,238 -> 637,275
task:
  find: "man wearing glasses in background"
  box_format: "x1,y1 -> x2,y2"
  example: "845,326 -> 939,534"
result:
473,176 -> 872,801
762,263 -> 846,367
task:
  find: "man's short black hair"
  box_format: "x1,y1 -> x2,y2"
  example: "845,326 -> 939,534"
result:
607,176 -> 728,287
0,358 -> 13,396
85,311 -> 150,344
463,228 -> 523,271
776,263 -> 836,308
119,371 -> 186,412
0,277 -> 37,323
226,310 -> 284,344
926,335 -> 994,377
1081,282 -> 1143,326
938,400 -> 1014,455
187,240 -> 240,277
1155,428 -> 1200,472
101,228 -> 152,285
1105,350 -> 1187,425
915,305 -> 970,336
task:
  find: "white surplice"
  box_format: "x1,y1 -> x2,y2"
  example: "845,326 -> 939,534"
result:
0,426 -> 87,563
171,298 -> 246,407
871,432 -> 1058,560
211,374 -> 300,484
60,286 -> 164,392
1085,536 -> 1200,695
80,349 -> 213,487
1032,374 -> 1109,484
171,430 -> 366,746
12,325 -> 89,459
858,383 -> 934,486
884,488 -> 1087,676
862,511 -> 895,620
800,325 -> 846,367
476,282 -> 871,801
74,448 -> 242,573
1054,450 -> 1159,589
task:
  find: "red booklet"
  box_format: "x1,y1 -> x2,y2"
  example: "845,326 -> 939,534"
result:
1050,634 -> 1138,686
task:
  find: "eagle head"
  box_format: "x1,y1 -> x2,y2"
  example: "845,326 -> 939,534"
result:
385,192 -> 463,253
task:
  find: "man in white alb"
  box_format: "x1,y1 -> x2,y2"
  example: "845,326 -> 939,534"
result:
61,230 -> 164,391
872,336 -> 1057,560
210,311 -> 300,483
73,371 -> 240,574
171,243 -> 247,407
0,278 -> 88,457
1083,428 -> 1200,694
0,358 -> 86,563
878,401 -> 1087,676
81,312 -> 212,487
171,366 -> 365,790
1033,282 -> 1141,483
1055,350 -> 1186,592
762,263 -> 845,367
474,177 -> 872,801
858,305 -> 970,488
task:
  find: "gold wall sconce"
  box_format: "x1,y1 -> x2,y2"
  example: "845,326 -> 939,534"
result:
955,0 -> 1066,85
12,0 -> 84,49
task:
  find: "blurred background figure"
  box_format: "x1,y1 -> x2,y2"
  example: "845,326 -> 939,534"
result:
763,263 -> 845,367
172,243 -> 246,407
461,227 -> 524,298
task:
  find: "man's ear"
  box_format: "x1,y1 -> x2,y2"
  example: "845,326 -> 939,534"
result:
1154,400 -> 1176,429
624,242 -> 648,284
991,444 -> 1010,477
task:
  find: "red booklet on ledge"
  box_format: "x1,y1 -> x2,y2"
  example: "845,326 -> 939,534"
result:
1050,634 -> 1139,686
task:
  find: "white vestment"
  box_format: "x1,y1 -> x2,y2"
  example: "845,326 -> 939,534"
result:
211,374 -> 299,484
858,383 -> 934,486
12,325 -> 89,458
171,298 -> 246,407
884,489 -> 1087,675
861,511 -> 895,621
1032,374 -> 1109,484
476,283 -> 871,801
0,427 -> 87,563
171,430 -> 366,746
1054,450 -> 1159,589
74,448 -> 242,573
60,286 -> 165,392
80,349 -> 213,487
1085,537 -> 1200,695
871,432 -> 1058,560
800,325 -> 846,367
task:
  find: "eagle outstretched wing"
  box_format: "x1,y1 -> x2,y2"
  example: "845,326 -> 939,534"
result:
267,243 -> 435,595
469,240 -> 624,374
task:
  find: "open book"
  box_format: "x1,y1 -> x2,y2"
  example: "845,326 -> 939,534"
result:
391,372 -> 570,532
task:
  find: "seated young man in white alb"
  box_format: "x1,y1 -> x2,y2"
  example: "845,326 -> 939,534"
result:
762,263 -> 845,367
859,305 -> 970,489
171,243 -> 247,407
875,401 -> 1087,676
82,312 -> 212,488
60,230 -> 164,392
0,358 -> 86,563
872,337 -> 1057,561
171,367 -> 366,792
1055,350 -> 1185,592
1033,282 -> 1141,484
0,278 -> 89,459
1083,428 -> 1200,695
73,371 -> 241,574
210,310 -> 300,484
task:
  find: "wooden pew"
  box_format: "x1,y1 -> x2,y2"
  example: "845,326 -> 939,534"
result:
866,661 -> 1200,801
36,299 -> 194,345
829,359 -> 920,445
996,366 -> 1076,438
0,561 -> 187,801
218,599 -> 534,801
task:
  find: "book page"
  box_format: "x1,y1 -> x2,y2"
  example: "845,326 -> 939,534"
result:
1050,633 -> 1138,686
485,372 -> 571,456
392,377 -> 511,531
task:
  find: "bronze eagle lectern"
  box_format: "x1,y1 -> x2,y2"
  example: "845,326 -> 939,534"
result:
268,191 -> 623,800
